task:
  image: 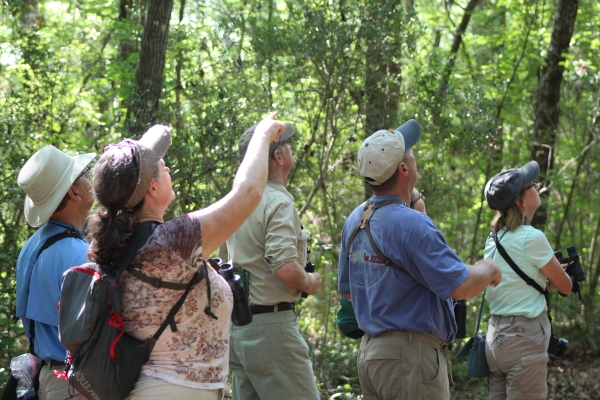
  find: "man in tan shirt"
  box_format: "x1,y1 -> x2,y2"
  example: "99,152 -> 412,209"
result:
223,123 -> 322,400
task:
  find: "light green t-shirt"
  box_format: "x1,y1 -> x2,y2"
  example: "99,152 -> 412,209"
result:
223,181 -> 308,306
484,225 -> 554,318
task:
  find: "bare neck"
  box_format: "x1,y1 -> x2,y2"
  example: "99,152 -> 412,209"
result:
372,184 -> 412,206
50,206 -> 87,231
267,165 -> 288,186
136,207 -> 165,224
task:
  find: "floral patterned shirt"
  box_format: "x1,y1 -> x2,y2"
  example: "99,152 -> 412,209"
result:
120,212 -> 233,390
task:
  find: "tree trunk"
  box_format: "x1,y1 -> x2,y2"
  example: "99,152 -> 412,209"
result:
125,0 -> 174,137
362,1 -> 402,199
530,0 -> 579,228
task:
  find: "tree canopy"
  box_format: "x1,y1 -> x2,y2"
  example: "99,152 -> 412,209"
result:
1,0 -> 599,397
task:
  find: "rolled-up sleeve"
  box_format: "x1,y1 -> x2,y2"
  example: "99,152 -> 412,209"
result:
264,197 -> 300,272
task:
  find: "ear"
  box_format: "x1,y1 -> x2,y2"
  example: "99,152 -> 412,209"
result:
515,195 -> 524,209
66,185 -> 81,203
272,150 -> 284,166
398,162 -> 409,177
147,178 -> 159,198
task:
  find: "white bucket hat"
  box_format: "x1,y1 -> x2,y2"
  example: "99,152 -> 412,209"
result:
18,145 -> 96,228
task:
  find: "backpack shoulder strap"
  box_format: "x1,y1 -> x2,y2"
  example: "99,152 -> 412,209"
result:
115,221 -> 210,336
34,227 -> 85,262
152,266 -> 207,338
345,198 -> 406,273
29,227 -> 85,355
115,221 -> 160,280
124,222 -> 203,291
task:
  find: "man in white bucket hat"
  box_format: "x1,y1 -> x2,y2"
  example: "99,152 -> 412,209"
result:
15,145 -> 95,400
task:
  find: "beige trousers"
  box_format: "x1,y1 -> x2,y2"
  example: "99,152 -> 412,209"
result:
358,330 -> 451,400
486,313 -> 551,400
38,364 -> 84,400
126,374 -> 224,400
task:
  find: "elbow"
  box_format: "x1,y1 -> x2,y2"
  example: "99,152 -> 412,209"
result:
558,279 -> 573,295
235,184 -> 263,210
449,286 -> 469,300
246,185 -> 263,208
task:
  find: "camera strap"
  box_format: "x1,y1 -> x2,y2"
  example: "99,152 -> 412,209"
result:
491,231 -> 548,299
490,230 -> 557,335
345,198 -> 406,273
473,290 -> 486,336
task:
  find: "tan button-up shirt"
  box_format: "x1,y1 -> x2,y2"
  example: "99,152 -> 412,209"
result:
224,180 -> 307,306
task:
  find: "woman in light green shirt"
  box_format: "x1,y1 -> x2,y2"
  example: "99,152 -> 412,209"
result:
482,161 -> 572,400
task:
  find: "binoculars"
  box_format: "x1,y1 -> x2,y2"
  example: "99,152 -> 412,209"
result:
218,262 -> 253,326
554,245 -> 585,298
454,300 -> 467,339
301,260 -> 316,298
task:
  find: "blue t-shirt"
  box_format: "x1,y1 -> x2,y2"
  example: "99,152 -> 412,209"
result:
338,195 -> 469,343
16,220 -> 88,361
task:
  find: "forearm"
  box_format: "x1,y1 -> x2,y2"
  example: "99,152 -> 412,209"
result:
196,118 -> 283,255
275,261 -> 321,295
449,259 -> 501,300
232,134 -> 271,200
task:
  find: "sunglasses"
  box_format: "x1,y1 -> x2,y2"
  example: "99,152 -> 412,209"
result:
520,182 -> 537,193
76,164 -> 93,181
279,138 -> 292,147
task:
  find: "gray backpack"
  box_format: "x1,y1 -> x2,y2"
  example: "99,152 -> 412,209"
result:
56,222 -> 206,399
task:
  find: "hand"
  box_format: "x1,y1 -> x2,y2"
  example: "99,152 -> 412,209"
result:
307,272 -> 322,295
560,262 -> 568,270
475,258 -> 502,287
254,112 -> 285,143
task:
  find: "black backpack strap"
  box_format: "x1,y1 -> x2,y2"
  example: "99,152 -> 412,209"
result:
115,221 -> 211,335
152,267 -> 207,338
123,223 -> 205,291
345,198 -> 407,273
127,267 -> 190,290
115,221 -> 161,281
29,227 -> 85,355
34,228 -> 84,261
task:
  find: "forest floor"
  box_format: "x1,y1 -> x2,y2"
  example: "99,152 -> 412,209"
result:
450,350 -> 600,400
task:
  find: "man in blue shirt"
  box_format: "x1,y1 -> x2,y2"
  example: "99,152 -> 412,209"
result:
338,120 -> 502,400
16,145 -> 95,400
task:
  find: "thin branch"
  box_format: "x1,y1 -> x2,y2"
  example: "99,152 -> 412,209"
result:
495,0 -> 541,118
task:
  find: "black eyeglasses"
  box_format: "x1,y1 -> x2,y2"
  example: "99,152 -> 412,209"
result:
77,164 -> 93,181
520,182 -> 537,193
279,138 -> 292,147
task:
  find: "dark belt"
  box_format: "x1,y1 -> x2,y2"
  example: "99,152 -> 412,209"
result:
250,302 -> 294,315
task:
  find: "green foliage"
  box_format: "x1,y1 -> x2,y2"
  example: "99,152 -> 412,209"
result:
1,0 -> 599,397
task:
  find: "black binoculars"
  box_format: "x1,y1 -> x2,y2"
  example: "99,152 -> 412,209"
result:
218,262 -> 253,326
554,246 -> 585,297
454,300 -> 467,339
301,260 -> 316,298
548,335 -> 568,357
